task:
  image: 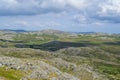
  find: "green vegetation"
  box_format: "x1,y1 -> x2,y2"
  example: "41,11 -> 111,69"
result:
0,67 -> 24,80
13,33 -> 59,44
0,30 -> 120,80
94,62 -> 120,80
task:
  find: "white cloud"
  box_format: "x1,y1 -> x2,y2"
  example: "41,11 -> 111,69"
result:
41,0 -> 88,9
0,0 -> 89,16
0,0 -> 17,8
92,22 -> 104,26
0,0 -> 120,24
15,21 -> 29,27
73,14 -> 89,24
66,0 -> 89,9
98,0 -> 120,16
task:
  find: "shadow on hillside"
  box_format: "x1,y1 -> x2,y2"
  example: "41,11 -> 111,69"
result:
103,41 -> 120,46
1,38 -> 120,51
15,41 -> 96,51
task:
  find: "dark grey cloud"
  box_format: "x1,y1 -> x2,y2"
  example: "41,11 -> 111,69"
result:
0,0 -> 67,16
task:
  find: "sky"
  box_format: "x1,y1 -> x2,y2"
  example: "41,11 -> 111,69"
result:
0,0 -> 120,33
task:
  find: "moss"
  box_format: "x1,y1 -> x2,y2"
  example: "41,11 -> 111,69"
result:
0,67 -> 25,80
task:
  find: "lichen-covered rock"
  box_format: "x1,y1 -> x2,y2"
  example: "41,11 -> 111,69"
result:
0,56 -> 80,80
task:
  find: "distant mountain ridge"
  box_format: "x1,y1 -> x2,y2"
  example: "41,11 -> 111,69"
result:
0,29 -> 116,35
0,29 -> 27,32
71,32 -> 96,34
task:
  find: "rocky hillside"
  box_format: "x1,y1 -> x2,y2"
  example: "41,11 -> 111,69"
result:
0,48 -> 108,80
0,29 -> 120,80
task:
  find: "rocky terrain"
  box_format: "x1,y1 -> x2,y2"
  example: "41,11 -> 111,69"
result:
0,29 -> 120,80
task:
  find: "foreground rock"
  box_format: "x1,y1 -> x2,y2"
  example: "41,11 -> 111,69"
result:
0,56 -> 80,80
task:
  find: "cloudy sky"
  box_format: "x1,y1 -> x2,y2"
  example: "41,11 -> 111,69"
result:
0,0 -> 120,33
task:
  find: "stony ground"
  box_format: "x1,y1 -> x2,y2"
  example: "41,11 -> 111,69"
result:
0,49 -> 109,80
0,30 -> 119,80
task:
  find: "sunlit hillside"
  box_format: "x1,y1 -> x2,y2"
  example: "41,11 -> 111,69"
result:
0,30 -> 119,80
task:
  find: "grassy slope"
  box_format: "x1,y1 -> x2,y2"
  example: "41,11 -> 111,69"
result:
0,67 -> 24,80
